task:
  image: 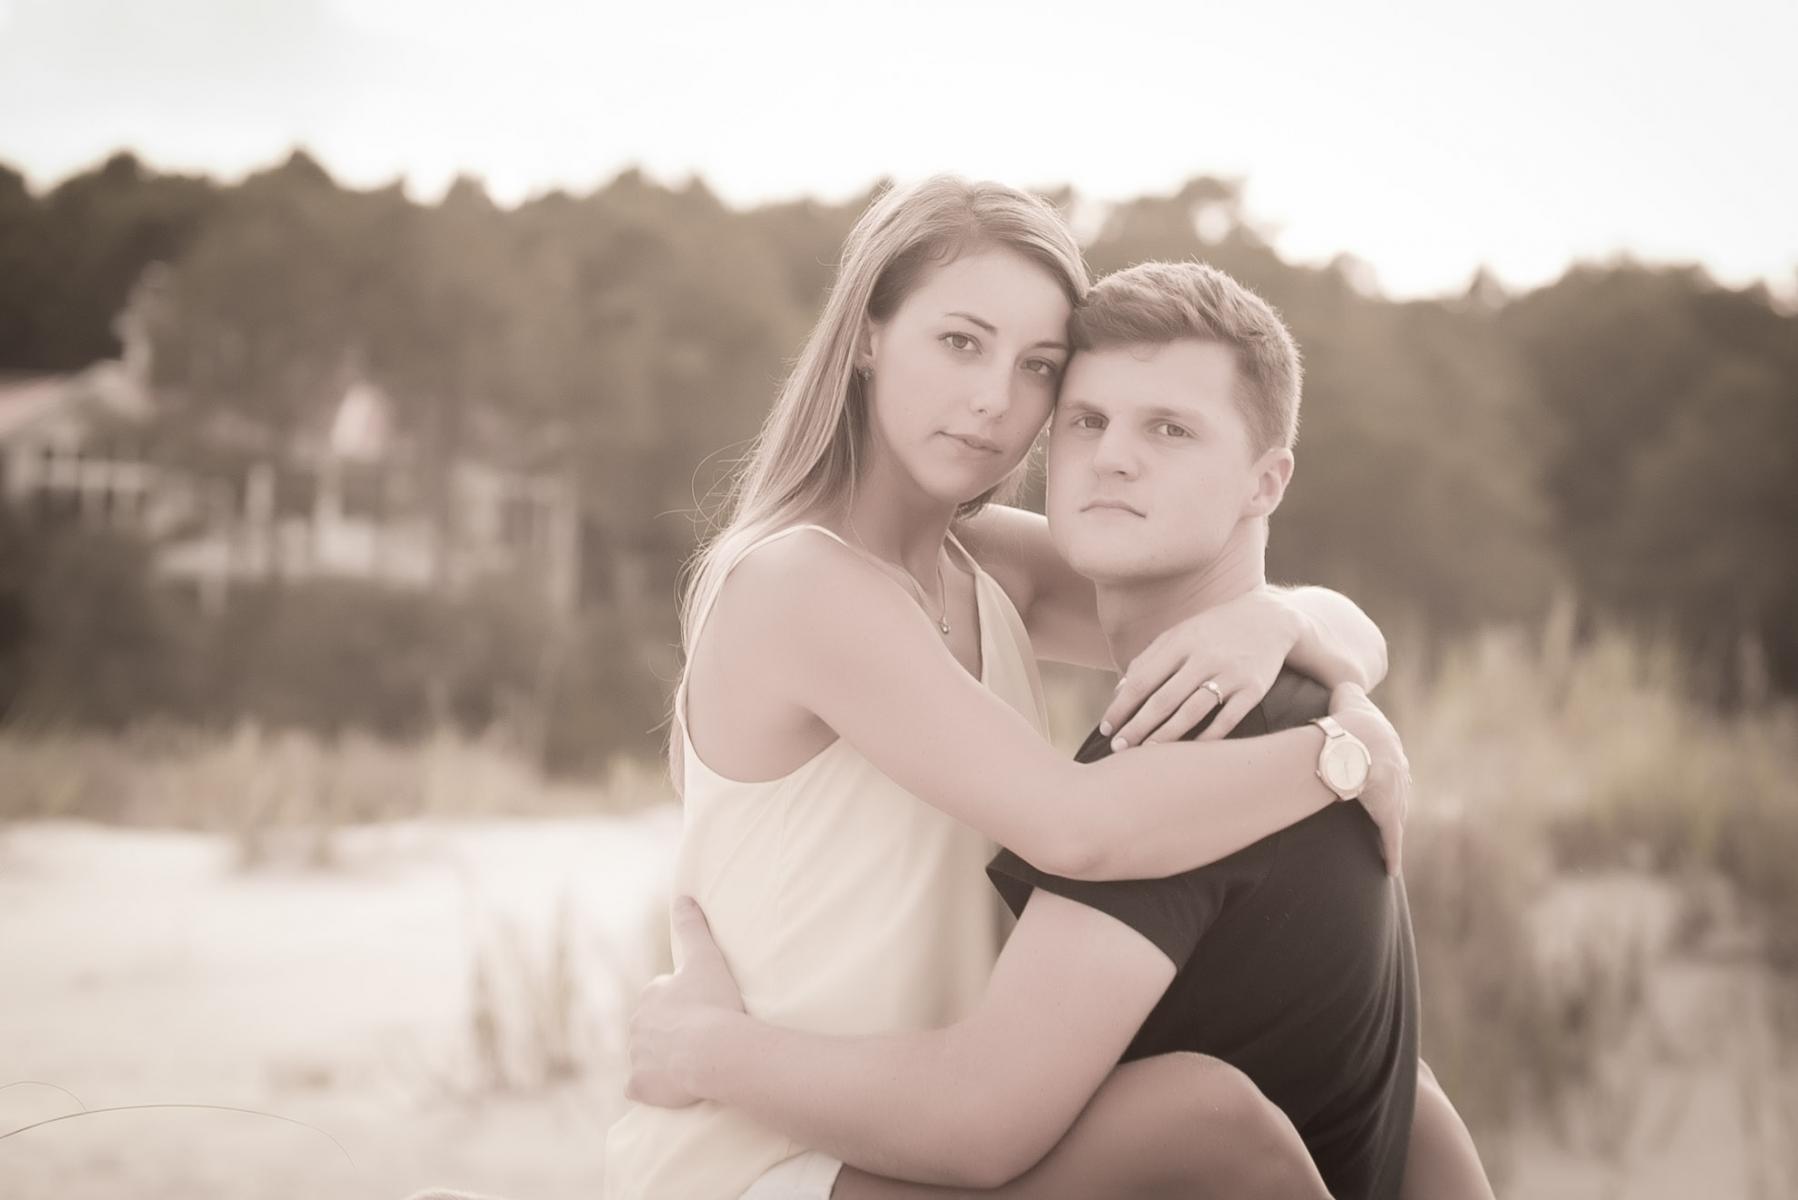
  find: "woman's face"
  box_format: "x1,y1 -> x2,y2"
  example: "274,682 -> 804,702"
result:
861,246 -> 1073,506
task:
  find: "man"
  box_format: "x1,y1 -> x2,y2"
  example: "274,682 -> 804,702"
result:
628,261 -> 1492,1199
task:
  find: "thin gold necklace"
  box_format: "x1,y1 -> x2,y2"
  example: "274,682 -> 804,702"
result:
847,520 -> 952,637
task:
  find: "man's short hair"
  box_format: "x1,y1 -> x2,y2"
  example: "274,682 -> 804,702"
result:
1070,261 -> 1302,454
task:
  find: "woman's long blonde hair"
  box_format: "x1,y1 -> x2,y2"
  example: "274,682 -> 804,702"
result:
672,177 -> 1088,778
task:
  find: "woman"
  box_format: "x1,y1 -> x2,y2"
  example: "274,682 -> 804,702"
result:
603,176 -> 1448,1199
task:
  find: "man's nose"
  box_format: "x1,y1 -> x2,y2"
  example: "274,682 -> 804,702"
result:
1091,429 -> 1138,476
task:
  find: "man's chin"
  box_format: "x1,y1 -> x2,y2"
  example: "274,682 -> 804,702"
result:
1059,545 -> 1159,584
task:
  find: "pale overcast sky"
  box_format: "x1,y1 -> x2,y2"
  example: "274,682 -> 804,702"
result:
2,0 -> 1792,300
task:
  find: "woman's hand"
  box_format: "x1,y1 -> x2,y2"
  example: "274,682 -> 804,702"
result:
625,896 -> 744,1108
1328,683 -> 1411,875
1101,588 -> 1304,749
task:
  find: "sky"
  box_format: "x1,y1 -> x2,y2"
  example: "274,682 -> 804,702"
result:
2,0 -> 1793,301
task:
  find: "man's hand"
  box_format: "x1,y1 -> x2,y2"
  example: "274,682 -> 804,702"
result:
625,896 -> 744,1108
1101,588 -> 1301,748
1329,683 -> 1410,875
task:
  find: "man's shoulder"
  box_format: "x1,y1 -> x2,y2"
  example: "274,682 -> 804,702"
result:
1260,668 -> 1331,734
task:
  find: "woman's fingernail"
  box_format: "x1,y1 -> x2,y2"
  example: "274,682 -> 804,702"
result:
1111,736 -> 1128,753
1098,721 -> 1113,737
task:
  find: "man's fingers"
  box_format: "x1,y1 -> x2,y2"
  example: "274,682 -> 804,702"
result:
1196,692 -> 1256,741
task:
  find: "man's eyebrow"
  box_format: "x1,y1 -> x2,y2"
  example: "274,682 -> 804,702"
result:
1142,403 -> 1208,426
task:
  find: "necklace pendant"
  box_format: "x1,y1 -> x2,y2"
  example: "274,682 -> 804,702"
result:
938,617 -> 952,636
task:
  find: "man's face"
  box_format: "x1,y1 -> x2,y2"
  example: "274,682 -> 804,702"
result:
1045,339 -> 1291,584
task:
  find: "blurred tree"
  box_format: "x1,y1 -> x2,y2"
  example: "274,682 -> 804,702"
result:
144,150 -> 365,577
5,154 -> 1796,750
1505,263 -> 1798,692
1,524 -> 204,727
14,152 -> 219,370
355,174 -> 528,587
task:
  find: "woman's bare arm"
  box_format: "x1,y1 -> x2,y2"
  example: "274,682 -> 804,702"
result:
724,531 -> 1402,880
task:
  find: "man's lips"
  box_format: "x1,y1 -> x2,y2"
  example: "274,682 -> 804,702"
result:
1081,498 -> 1146,517
941,431 -> 1002,454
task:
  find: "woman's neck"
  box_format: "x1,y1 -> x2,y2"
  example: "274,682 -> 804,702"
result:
837,447 -> 960,580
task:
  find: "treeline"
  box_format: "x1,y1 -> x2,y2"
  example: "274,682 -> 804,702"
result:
1,152 -> 1793,760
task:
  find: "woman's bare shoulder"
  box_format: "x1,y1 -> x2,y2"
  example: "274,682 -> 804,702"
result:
706,525 -> 901,649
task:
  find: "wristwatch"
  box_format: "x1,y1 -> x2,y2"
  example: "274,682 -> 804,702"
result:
1310,715 -> 1372,801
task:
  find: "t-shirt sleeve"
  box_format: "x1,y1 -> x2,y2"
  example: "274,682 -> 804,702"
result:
985,850 -> 1241,967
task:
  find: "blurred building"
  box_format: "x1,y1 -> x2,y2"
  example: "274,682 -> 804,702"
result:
0,286 -> 580,617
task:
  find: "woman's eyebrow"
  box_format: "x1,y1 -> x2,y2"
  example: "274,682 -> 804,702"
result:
944,310 -> 1067,352
944,310 -> 998,334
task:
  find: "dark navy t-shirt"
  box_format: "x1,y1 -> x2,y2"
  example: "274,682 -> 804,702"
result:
987,670 -> 1419,1200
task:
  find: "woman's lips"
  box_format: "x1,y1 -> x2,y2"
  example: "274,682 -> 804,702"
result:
940,432 -> 1002,454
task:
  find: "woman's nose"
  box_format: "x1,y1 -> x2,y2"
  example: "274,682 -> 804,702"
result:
969,363 -> 1015,419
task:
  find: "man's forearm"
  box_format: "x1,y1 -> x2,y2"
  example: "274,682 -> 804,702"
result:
1278,585 -> 1388,690
688,1010 -> 1008,1187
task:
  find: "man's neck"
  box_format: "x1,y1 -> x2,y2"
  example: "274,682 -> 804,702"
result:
1097,533 -> 1269,671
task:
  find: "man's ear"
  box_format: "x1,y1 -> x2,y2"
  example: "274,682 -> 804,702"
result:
1245,447 -> 1295,518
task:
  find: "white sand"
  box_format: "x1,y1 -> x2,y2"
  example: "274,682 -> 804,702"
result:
0,813 -> 680,1200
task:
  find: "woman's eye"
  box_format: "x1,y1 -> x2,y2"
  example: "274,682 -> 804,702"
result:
1024,358 -> 1062,378
942,332 -> 977,352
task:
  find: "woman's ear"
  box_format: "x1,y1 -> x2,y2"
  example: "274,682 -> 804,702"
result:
1246,447 -> 1295,519
854,316 -> 879,374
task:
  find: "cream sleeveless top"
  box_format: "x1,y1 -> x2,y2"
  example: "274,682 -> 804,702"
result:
603,524 -> 1050,1199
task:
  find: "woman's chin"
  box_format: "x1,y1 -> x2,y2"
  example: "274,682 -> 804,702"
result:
941,458 -> 1029,504
945,474 -> 1014,508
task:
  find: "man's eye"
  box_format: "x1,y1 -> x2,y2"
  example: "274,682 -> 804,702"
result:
1071,414 -> 1105,430
1158,422 -> 1192,438
942,332 -> 977,352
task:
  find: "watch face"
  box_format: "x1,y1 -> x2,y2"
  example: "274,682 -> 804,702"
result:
1322,740 -> 1371,793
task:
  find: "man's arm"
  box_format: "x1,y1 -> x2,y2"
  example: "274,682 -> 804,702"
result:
1278,584 -> 1388,692
679,892 -> 1175,1188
